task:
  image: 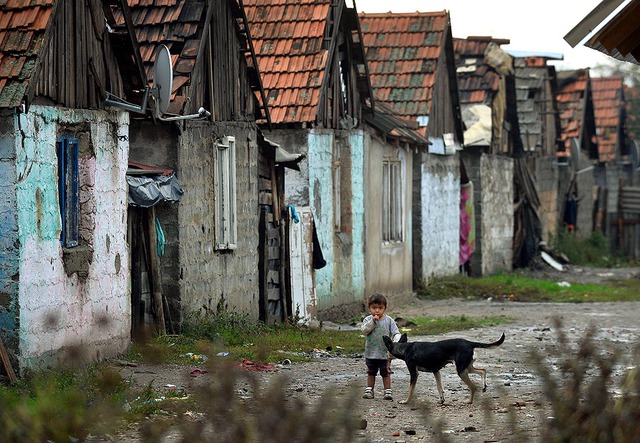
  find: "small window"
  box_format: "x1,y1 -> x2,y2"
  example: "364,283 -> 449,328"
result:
214,136 -> 237,250
57,136 -> 79,248
382,159 -> 403,242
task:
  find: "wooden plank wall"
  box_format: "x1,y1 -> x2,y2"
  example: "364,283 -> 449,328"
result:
35,0 -> 124,109
258,149 -> 287,323
205,0 -> 255,122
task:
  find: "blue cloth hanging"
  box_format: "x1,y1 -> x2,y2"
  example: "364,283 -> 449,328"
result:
155,215 -> 165,257
287,205 -> 300,223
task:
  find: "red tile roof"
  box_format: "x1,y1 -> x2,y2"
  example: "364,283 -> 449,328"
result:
0,0 -> 54,108
244,0 -> 331,125
359,11 -> 448,122
555,70 -> 589,157
592,76 -> 625,162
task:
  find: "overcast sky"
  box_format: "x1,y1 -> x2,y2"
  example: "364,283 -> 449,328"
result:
356,0 -> 616,71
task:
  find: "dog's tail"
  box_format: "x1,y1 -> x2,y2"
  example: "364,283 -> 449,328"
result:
471,332 -> 505,349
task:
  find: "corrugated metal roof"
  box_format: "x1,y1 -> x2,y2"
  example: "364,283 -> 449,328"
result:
359,11 -> 448,122
0,0 -> 54,108
363,101 -> 430,148
592,76 -> 625,162
244,0 -> 331,125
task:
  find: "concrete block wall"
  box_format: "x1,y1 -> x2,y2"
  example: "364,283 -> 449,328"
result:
480,154 -> 514,275
535,156 -> 559,243
178,122 -> 261,319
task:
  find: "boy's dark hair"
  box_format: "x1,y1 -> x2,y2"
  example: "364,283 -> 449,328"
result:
368,292 -> 388,307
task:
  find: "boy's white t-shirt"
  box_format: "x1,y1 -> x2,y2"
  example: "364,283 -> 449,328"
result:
361,314 -> 401,359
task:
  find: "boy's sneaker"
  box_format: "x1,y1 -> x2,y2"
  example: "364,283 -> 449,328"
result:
383,389 -> 393,401
362,389 -> 374,399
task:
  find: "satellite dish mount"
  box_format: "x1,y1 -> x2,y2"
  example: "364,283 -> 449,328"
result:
104,45 -> 211,121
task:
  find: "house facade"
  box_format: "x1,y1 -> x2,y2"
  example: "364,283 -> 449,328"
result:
449,36 -> 516,275
592,76 -> 631,251
360,11 -> 465,285
113,0 -> 275,329
245,0 -> 373,318
513,56 -> 564,245
0,0 -> 143,372
555,69 -> 598,240
362,103 -> 430,306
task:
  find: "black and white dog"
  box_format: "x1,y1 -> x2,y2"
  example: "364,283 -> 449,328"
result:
383,332 -> 505,404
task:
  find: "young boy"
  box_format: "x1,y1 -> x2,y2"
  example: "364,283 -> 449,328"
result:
361,292 -> 401,400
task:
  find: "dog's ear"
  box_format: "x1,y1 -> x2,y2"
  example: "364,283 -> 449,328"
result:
399,333 -> 408,343
382,335 -> 393,350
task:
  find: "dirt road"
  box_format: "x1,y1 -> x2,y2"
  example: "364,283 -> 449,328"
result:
262,296 -> 640,443
114,267 -> 640,442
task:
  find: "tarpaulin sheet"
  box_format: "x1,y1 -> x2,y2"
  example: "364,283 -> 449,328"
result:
127,173 -> 184,207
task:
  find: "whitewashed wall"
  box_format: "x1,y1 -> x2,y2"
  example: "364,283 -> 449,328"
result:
419,154 -> 460,283
16,106 -> 130,369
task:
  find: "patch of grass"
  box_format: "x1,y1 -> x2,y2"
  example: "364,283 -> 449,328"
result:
397,315 -> 511,336
553,230 -> 614,267
142,308 -> 513,365
419,273 -> 640,303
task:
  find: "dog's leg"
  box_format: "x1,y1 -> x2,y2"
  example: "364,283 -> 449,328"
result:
434,371 -> 445,404
459,369 -> 478,404
399,366 -> 418,404
467,362 -> 488,392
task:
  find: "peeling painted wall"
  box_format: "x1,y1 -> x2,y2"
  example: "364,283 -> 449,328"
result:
305,129 -> 366,311
0,110 -> 20,356
417,153 -> 460,284
306,130 -> 334,309
364,131 -> 414,306
346,130 -> 365,303
271,128 -> 366,315
480,154 -> 514,275
15,106 -> 130,370
177,122 -> 261,319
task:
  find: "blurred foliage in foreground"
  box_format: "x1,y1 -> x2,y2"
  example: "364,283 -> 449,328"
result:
2,285 -> 640,441
4,319 -> 638,442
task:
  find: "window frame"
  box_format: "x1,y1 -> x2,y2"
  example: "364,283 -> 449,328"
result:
57,136 -> 79,248
213,135 -> 237,250
382,158 -> 404,243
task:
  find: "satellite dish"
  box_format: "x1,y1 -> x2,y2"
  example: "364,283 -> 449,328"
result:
104,44 -> 210,121
569,137 -> 580,172
153,45 -> 173,115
